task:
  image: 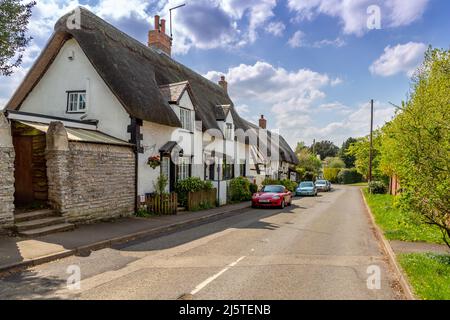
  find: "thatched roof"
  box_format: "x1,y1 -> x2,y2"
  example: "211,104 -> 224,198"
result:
6,7 -> 298,163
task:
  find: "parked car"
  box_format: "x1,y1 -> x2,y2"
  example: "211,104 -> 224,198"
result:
296,181 -> 317,196
315,179 -> 330,192
252,185 -> 292,209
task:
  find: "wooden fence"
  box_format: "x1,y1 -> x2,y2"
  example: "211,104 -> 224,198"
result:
142,193 -> 178,215
187,189 -> 217,211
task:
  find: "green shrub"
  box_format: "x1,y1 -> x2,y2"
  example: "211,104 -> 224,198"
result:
337,168 -> 363,184
249,183 -> 258,194
262,178 -> 296,192
368,181 -> 387,194
153,174 -> 168,195
229,177 -> 252,202
280,179 -> 297,192
175,177 -> 211,207
323,167 -> 341,183
262,178 -> 279,186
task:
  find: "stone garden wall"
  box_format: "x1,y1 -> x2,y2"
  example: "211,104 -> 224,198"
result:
46,122 -> 135,224
0,113 -> 15,231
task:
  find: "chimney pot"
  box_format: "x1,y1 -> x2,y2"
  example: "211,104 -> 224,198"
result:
154,15 -> 160,31
218,75 -> 228,93
259,115 -> 267,129
161,19 -> 166,34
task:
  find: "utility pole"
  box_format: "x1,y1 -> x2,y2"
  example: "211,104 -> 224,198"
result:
368,99 -> 374,182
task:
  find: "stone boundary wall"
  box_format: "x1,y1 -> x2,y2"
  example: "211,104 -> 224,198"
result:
0,113 -> 15,231
46,122 -> 135,224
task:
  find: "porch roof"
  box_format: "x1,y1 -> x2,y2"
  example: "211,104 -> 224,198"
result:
16,120 -> 132,147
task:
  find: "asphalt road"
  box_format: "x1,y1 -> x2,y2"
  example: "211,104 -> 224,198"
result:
0,185 -> 403,300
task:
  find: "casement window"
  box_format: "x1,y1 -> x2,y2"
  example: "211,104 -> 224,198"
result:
225,123 -> 233,140
177,156 -> 191,181
67,91 -> 87,113
179,107 -> 193,131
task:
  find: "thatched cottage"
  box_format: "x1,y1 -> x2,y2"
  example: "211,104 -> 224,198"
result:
0,8 -> 298,235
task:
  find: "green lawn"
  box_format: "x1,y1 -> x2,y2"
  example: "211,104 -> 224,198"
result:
398,253 -> 450,300
363,189 -> 445,244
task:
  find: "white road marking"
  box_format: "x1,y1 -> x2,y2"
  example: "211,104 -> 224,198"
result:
190,256 -> 246,295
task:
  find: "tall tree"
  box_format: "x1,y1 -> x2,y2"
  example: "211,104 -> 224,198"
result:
339,137 -> 357,168
310,140 -> 339,160
295,141 -> 307,155
380,47 -> 450,248
0,0 -> 36,76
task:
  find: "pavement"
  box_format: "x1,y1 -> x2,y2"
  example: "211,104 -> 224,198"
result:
0,185 -> 405,300
0,202 -> 251,273
390,240 -> 450,255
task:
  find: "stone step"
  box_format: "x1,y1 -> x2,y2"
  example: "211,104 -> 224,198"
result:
177,207 -> 186,212
15,216 -> 67,232
18,223 -> 75,237
14,209 -> 55,223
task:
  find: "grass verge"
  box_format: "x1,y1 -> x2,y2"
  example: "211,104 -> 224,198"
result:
363,189 -> 445,244
398,253 -> 450,300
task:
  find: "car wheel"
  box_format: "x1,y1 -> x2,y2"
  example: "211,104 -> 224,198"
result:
280,200 -> 285,209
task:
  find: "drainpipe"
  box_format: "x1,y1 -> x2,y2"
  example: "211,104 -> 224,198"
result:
128,117 -> 142,212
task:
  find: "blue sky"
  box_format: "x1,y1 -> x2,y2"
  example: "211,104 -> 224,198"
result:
1,0 -> 449,147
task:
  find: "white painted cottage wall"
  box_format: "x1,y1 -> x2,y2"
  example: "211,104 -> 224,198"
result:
19,39 -> 130,141
138,91 -> 204,195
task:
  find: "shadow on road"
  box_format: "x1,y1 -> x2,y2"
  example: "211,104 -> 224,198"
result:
115,203 -> 305,253
0,270 -> 65,300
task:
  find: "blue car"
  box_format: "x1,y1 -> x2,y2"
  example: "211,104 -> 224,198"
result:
296,181 -> 318,196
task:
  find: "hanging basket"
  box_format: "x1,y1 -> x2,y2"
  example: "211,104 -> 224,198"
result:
147,155 -> 161,169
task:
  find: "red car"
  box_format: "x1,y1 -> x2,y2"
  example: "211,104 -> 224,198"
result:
251,185 -> 293,209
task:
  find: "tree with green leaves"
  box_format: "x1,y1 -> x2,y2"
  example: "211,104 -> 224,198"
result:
0,0 -> 36,76
310,140 -> 339,160
295,148 -> 322,181
380,47 -> 450,248
339,137 -> 357,168
346,132 -> 384,181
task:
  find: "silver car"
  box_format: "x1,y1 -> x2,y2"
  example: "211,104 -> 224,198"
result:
315,179 -> 330,192
296,181 -> 318,196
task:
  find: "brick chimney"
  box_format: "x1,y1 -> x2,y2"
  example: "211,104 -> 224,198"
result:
259,115 -> 267,129
218,75 -> 228,93
148,15 -> 172,56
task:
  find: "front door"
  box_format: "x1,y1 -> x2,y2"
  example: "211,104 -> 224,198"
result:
13,136 -> 34,205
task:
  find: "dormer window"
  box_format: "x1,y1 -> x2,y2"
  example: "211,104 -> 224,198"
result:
67,91 -> 86,113
225,123 -> 233,140
180,107 -> 193,131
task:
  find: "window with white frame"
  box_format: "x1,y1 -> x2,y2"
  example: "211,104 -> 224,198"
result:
177,156 -> 191,181
179,107 -> 192,131
67,91 -> 87,113
225,123 -> 233,140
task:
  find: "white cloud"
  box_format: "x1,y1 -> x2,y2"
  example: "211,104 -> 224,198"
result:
287,0 -> 430,36
204,61 -> 341,137
288,30 -> 305,48
159,0 -> 278,54
312,37 -> 346,48
369,42 -> 427,77
265,21 -> 286,37
289,101 -> 396,145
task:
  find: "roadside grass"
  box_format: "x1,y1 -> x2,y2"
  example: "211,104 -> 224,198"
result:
347,182 -> 368,187
363,189 -> 445,244
398,253 -> 450,300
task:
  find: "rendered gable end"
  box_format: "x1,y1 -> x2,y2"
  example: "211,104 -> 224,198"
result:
19,38 -> 131,142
